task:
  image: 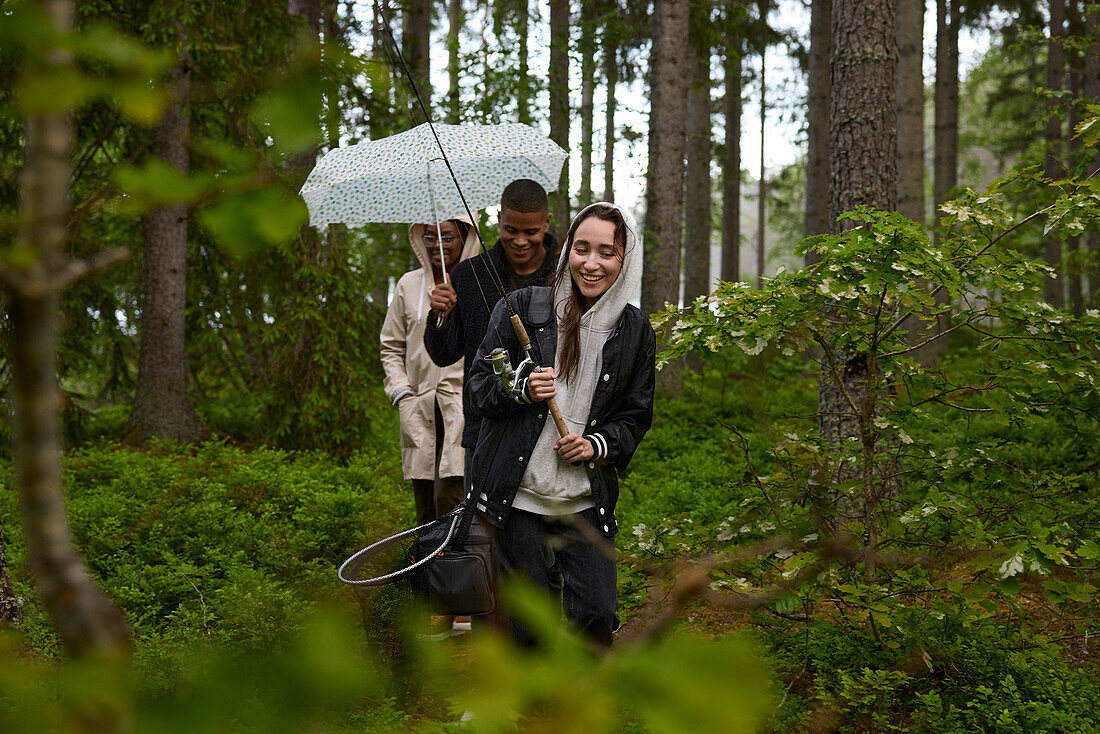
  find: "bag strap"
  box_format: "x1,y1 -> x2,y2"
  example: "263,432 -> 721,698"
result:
450,499 -> 477,550
337,507 -> 462,586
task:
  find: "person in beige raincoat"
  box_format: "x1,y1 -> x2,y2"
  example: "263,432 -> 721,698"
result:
381,216 -> 480,525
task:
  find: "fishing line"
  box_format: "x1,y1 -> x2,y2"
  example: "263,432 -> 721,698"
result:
368,0 -> 517,320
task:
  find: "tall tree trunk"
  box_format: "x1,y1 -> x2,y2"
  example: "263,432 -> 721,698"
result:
721,10 -> 741,282
370,0 -> 396,307
1066,13 -> 1083,316
898,0 -> 943,364
933,0 -> 958,246
822,0 -> 897,529
1085,4 -> 1100,306
896,0 -> 924,223
684,0 -> 713,310
126,16 -> 206,446
401,0 -> 431,109
549,0 -> 571,236
518,0 -> 532,124
1042,0 -> 1066,307
642,0 -> 691,394
4,0 -> 129,657
323,1 -> 343,148
579,0 -> 597,203
804,0 -> 832,254
757,45 -> 766,287
603,37 -> 618,201
447,0 -> 464,122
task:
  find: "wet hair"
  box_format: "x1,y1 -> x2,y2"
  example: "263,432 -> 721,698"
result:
500,179 -> 549,213
552,204 -> 628,383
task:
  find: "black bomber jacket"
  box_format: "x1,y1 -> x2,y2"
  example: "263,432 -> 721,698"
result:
464,286 -> 656,537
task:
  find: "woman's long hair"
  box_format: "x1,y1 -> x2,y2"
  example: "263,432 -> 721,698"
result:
551,205 -> 628,383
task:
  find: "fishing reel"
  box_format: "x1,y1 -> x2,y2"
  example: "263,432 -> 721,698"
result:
487,347 -> 538,404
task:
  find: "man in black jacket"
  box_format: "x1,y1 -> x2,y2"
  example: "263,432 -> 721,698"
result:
424,179 -> 557,472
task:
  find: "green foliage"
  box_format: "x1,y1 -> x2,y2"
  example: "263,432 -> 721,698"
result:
434,580 -> 774,734
0,439 -> 410,649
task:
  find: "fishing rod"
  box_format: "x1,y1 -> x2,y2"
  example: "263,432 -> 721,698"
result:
370,0 -> 569,438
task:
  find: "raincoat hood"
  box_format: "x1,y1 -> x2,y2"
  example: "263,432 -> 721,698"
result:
408,214 -> 480,280
551,201 -> 642,331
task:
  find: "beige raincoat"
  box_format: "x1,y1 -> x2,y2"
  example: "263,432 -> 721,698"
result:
380,218 -> 480,480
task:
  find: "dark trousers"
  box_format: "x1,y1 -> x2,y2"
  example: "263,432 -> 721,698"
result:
410,401 -> 464,525
496,507 -> 617,648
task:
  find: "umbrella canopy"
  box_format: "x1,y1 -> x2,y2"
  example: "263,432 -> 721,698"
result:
299,122 -> 568,228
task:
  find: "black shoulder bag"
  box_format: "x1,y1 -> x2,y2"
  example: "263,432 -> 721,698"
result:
337,504 -> 497,616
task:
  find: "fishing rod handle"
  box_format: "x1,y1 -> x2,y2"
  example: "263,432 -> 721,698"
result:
509,314 -> 570,438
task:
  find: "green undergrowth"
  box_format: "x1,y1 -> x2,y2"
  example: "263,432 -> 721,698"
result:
3,346 -> 1100,731
0,435 -> 411,661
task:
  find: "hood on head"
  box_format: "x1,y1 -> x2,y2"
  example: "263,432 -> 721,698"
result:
552,201 -> 642,329
408,213 -> 481,279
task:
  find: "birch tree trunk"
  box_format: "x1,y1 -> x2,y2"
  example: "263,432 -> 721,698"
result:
3,0 -> 129,657
549,0 -> 571,235
126,12 -> 207,446
642,0 -> 690,394
721,10 -> 741,282
804,0 -> 832,253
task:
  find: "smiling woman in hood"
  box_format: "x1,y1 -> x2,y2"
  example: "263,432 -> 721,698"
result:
466,202 -> 655,648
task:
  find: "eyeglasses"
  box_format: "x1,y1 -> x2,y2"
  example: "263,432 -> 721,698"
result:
423,233 -> 459,245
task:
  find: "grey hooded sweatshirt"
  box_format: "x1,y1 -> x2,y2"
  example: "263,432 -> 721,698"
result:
512,202 -> 642,515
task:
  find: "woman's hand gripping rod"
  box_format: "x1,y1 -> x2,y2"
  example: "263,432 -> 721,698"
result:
488,314 -> 569,438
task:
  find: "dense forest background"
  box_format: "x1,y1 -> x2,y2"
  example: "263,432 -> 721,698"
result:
1,0 -> 1099,730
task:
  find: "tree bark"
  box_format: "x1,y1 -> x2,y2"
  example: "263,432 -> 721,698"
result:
721,8 -> 741,282
933,0 -> 958,245
549,0 -> 571,236
804,0 -> 832,253
603,36 -> 619,202
642,0 -> 690,394
898,0 -> 944,365
126,16 -> 207,446
1085,4 -> 1100,307
822,0 -> 897,454
518,0 -> 532,124
805,0 -> 827,258
896,0 -> 924,224
580,0 -> 597,203
1043,0 -> 1066,307
1066,12 -> 1083,315
448,0 -> 464,122
684,0 -> 713,310
401,0 -> 431,108
829,0 -> 898,227
5,0 -> 129,657
757,44 -> 766,287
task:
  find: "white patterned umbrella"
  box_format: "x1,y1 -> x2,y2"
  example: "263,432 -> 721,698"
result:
299,122 -> 568,228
